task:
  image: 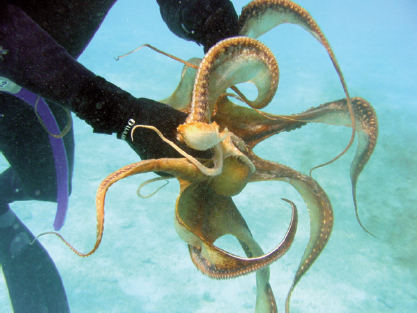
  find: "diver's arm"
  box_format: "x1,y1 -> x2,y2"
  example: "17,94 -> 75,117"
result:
1,4 -> 131,134
0,4 -> 208,160
156,0 -> 238,52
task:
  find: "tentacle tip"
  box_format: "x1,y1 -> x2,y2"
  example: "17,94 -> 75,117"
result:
359,223 -> 379,239
281,199 -> 297,219
114,57 -> 120,61
355,202 -> 379,239
30,231 -> 50,245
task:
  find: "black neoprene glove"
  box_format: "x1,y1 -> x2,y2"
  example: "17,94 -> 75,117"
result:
157,0 -> 239,52
72,76 -> 210,161
120,98 -> 211,161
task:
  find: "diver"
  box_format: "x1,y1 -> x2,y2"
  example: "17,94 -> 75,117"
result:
0,0 -> 238,311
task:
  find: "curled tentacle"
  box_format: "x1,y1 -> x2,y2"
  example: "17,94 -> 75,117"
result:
179,190 -> 297,279
239,0 -> 357,172
249,153 -> 333,313
34,96 -> 72,138
275,97 -> 378,235
174,179 -> 283,312
179,36 -> 279,165
137,176 -> 171,199
186,36 -> 279,124
175,181 -> 297,281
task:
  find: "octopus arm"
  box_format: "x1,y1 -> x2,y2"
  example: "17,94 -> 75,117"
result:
37,159 -> 205,257
188,201 -> 297,279
238,237 -> 278,313
238,0 -> 330,42
188,36 -> 279,124
238,0 -> 357,168
213,96 -> 307,148
278,97 -> 378,234
159,58 -> 200,112
238,0 -> 345,92
249,154 -> 333,313
176,183 -> 297,277
175,183 -> 297,312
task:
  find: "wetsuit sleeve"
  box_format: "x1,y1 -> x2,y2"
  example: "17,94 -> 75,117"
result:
0,4 -> 140,135
157,0 -> 238,52
1,3 -> 210,161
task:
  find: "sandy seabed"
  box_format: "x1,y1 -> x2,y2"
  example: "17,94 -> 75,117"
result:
1,0 -> 416,312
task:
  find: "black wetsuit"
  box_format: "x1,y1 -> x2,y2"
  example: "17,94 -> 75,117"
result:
0,1 -> 237,312
0,0 -> 238,203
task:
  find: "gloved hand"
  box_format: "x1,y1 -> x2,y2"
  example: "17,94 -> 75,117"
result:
118,98 -> 212,161
72,76 -> 211,161
158,0 -> 239,52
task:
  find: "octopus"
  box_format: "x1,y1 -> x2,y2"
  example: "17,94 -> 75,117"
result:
38,0 -> 378,312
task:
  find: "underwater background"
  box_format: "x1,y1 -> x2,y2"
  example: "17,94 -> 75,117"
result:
1,0 -> 416,312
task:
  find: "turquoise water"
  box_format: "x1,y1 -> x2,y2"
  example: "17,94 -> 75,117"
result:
1,0 -> 416,312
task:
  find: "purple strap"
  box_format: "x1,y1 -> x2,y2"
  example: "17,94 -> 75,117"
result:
1,84 -> 69,231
